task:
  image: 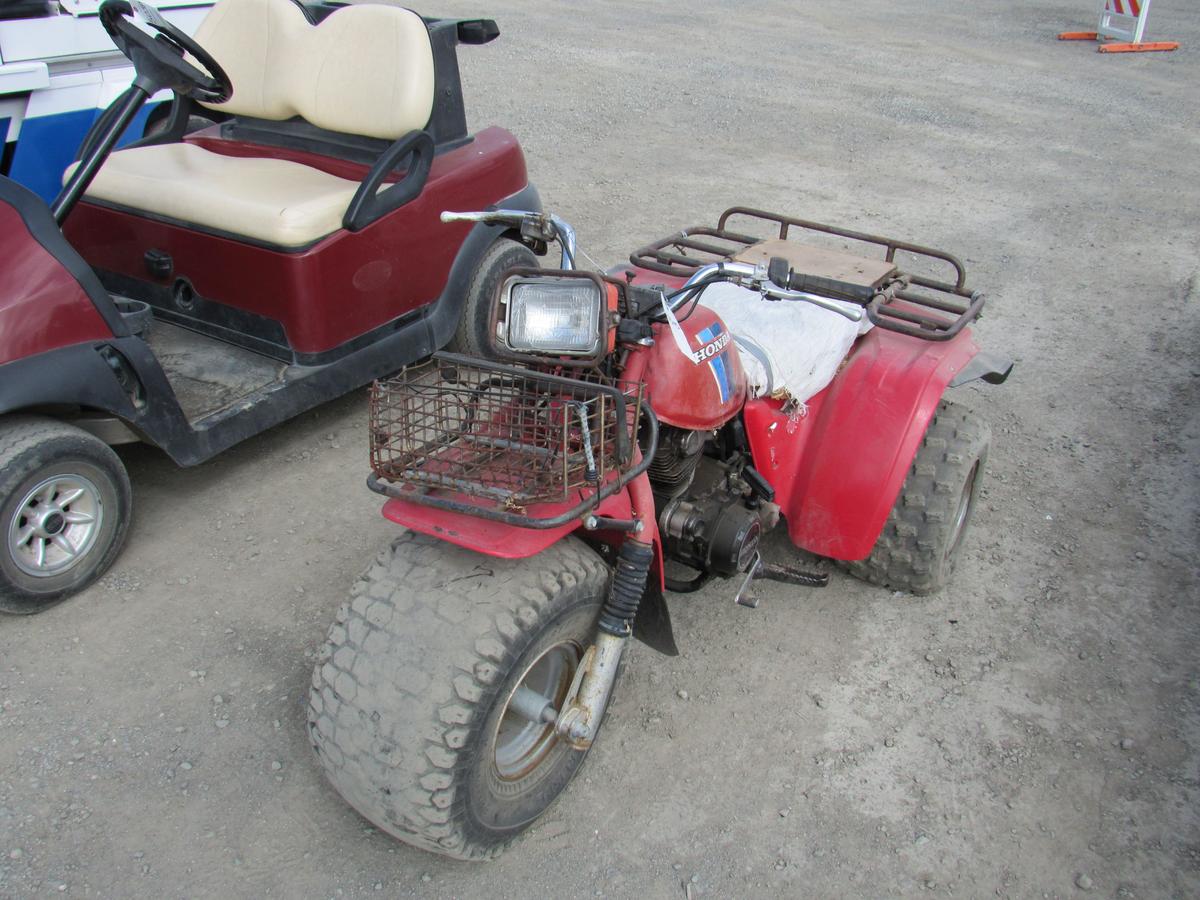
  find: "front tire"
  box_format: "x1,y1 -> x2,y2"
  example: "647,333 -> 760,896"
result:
844,400 -> 990,595
0,416 -> 132,614
308,531 -> 612,859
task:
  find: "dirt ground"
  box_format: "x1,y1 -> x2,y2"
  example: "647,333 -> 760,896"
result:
2,0 -> 1198,897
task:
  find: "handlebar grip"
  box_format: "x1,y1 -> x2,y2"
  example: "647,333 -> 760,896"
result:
767,256 -> 792,291
766,255 -> 876,304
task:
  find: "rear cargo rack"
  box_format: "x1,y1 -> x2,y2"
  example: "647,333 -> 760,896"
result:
630,206 -> 986,341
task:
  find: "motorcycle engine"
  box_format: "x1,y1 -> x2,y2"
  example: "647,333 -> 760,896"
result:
649,426 -> 770,579
660,496 -> 761,577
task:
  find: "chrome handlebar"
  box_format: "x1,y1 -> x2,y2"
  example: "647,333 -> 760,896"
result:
679,261 -> 865,323
442,211 -> 864,323
441,209 -> 577,271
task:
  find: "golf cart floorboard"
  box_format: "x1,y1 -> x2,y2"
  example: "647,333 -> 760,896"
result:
145,320 -> 290,424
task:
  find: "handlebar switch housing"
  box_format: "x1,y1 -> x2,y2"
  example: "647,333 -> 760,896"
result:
616,316 -> 654,346
624,283 -> 668,318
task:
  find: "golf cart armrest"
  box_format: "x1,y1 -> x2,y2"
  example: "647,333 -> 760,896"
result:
342,129 -> 435,233
453,18 -> 500,44
419,16 -> 499,45
124,96 -> 210,149
73,91 -> 187,163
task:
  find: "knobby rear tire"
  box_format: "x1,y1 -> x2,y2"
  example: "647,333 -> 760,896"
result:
843,400 -> 990,595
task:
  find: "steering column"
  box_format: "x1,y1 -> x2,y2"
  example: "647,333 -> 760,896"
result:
51,0 -> 232,224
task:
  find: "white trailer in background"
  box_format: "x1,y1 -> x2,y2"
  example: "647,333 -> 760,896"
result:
0,0 -> 212,202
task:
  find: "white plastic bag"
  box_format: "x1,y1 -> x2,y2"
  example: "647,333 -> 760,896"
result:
694,281 -> 872,406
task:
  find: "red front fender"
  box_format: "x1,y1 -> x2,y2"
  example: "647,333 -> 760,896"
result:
744,326 -> 980,561
380,480 -> 666,589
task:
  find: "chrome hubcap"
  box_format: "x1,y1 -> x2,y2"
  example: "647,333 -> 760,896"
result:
494,642 -> 580,781
7,474 -> 103,577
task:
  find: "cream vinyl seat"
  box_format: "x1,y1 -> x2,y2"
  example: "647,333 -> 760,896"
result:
71,0 -> 436,247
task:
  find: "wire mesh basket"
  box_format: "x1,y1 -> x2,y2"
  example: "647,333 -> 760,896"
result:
370,353 -> 644,513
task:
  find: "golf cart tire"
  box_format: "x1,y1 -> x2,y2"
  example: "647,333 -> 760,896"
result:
844,400 -> 990,595
445,237 -> 538,358
0,416 -> 132,614
308,530 -> 611,860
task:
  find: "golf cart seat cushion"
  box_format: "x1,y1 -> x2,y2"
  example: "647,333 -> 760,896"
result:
70,143 -> 361,247
193,0 -> 435,141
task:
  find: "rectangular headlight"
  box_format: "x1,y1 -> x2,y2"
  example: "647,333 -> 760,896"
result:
503,277 -> 603,355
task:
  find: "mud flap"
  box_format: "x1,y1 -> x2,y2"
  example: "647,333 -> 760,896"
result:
632,587 -> 679,656
949,350 -> 1013,387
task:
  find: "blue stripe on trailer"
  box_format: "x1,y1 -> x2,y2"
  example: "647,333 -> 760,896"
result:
6,103 -> 157,204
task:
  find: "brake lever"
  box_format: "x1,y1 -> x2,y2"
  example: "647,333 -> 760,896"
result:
761,285 -> 865,322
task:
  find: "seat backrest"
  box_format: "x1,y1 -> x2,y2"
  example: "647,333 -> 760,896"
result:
193,0 -> 435,141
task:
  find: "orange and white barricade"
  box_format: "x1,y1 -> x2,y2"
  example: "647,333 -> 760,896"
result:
1059,0 -> 1180,53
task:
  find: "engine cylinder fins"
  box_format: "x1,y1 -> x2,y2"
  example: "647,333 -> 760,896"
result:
647,426 -> 708,501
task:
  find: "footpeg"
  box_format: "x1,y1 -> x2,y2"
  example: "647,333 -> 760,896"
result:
733,552 -> 829,608
758,561 -> 829,588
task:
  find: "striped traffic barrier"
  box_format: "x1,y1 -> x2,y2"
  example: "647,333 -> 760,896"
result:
1058,0 -> 1179,53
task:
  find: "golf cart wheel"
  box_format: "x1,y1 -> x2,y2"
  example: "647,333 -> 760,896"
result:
0,416 -> 132,614
308,531 -> 611,860
446,237 -> 538,358
845,400 -> 990,595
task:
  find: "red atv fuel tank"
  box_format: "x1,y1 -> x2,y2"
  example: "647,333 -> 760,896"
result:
642,305 -> 746,430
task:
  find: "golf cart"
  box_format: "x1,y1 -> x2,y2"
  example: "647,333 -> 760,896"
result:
0,0 -> 542,612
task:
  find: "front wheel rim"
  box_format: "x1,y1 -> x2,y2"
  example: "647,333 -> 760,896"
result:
7,474 -> 104,578
493,641 -> 581,781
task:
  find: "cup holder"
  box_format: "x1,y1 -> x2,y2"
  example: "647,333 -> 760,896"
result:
113,298 -> 153,336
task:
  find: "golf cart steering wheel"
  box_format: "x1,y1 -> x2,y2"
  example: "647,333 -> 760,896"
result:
99,0 -> 232,104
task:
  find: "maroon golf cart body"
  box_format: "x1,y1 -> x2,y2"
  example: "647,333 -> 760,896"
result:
0,0 -> 540,611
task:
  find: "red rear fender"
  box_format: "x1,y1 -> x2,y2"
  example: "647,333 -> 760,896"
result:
745,326 -> 980,561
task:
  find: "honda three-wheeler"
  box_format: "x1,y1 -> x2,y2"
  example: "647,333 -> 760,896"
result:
0,0 -> 543,612
307,206 -> 1012,859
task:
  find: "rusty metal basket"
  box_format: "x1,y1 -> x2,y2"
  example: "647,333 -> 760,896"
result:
367,353 -> 645,523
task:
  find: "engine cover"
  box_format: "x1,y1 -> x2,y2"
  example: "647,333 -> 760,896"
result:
661,496 -> 762,577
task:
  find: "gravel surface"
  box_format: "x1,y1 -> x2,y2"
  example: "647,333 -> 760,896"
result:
2,1 -> 1198,897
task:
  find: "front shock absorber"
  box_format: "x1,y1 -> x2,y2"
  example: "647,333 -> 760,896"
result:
555,537 -> 653,747
597,539 -> 654,635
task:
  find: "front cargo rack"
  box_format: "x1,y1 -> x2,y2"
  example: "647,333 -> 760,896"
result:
630,206 -> 986,341
366,353 -> 653,528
